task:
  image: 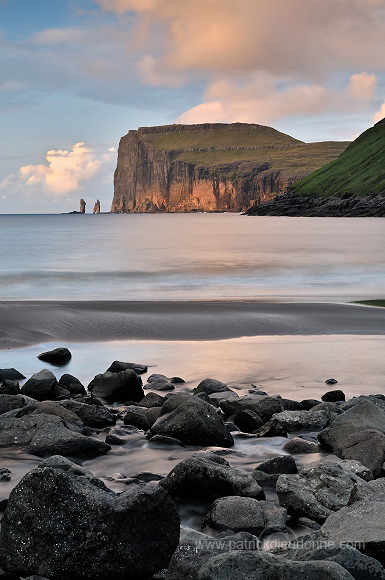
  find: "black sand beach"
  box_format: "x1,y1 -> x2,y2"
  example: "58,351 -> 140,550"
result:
1,300 -> 385,348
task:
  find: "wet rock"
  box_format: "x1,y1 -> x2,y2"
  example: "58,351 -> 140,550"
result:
160,453 -> 265,501
106,360 -> 148,374
341,429 -> 385,478
0,456 -> 180,579
203,496 -> 287,536
0,413 -> 110,458
267,409 -> 336,433
282,437 -> 320,454
169,376 -> 185,384
166,528 -> 260,580
88,369 -> 144,403
341,395 -> 385,413
37,347 -> 72,365
20,369 -> 57,401
198,550 -> 355,579
318,400 -> 385,453
195,378 -> 231,395
320,500 -> 385,566
303,545 -> 385,580
147,374 -> 169,383
276,458 -> 366,523
296,517 -> 321,530
0,368 -> 25,381
233,409 -> 263,433
0,469 -> 11,481
0,394 -> 28,415
325,378 -> 338,385
144,380 -> 175,391
281,398 -> 304,411
58,399 -> 116,428
219,395 -> 284,423
139,392 -> 166,407
123,408 -> 151,431
207,391 -> 239,407
322,390 -> 346,402
311,401 -> 344,413
149,393 -> 234,447
16,401 -> 84,432
148,434 -> 184,446
106,425 -> 143,444
254,455 -> 298,475
58,374 -> 86,395
300,399 -> 322,410
0,380 -> 20,395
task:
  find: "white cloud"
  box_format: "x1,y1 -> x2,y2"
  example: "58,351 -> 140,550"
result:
347,72 -> 378,99
373,101 -> 385,123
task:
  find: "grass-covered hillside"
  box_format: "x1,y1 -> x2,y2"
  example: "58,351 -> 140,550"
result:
140,123 -> 349,174
292,120 -> 385,197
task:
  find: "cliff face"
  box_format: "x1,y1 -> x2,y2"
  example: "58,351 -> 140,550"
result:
111,124 -> 346,213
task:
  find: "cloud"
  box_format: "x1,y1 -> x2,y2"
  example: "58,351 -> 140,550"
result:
0,143 -> 117,213
373,101 -> 385,123
347,72 -> 378,99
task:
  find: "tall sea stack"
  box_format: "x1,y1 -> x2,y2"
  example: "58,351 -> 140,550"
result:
80,199 -> 86,213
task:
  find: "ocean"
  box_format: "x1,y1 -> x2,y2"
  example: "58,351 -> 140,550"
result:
1,212 -> 385,510
1,212 -> 385,302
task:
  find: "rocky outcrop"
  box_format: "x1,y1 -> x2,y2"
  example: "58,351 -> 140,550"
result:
80,198 -> 86,213
93,199 -> 100,213
111,123 -> 336,213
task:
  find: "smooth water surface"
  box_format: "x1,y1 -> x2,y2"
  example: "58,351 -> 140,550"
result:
1,213 -> 384,301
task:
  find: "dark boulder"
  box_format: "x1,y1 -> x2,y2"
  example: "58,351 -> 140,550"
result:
88,369 -> 144,403
106,425 -> 143,445
58,374 -> 86,395
254,455 -> 298,475
0,456 -> 180,579
322,389 -> 346,402
0,394 -> 28,415
138,392 -> 166,407
194,378 -> 231,395
0,368 -> 25,381
341,429 -> 385,478
149,393 -> 234,447
20,369 -> 57,401
58,399 -> 116,428
123,408 -> 151,431
303,545 -> 385,580
160,453 -> 264,501
37,347 -> 72,365
233,409 -> 263,433
106,360 -> 148,374
282,437 -> 320,454
219,395 -> 284,423
0,380 -> 20,395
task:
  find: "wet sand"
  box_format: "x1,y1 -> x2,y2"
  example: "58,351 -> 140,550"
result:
1,300 -> 385,348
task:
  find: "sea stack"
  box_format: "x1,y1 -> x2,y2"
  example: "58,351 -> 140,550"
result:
93,199 -> 101,214
80,199 -> 86,213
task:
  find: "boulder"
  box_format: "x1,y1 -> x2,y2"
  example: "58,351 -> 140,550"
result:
254,455 -> 298,475
160,453 -> 265,501
0,394 -> 28,415
0,413 -> 110,458
318,400 -> 385,453
219,395 -> 284,423
20,369 -> 57,401
144,379 -> 175,391
321,500 -> 385,566
88,369 -> 144,403
16,401 -> 84,432
58,374 -> 86,395
300,399 -> 322,410
106,360 -> 148,374
264,409 -> 335,434
166,528 -> 260,580
149,393 -> 234,447
139,392 -> 166,407
203,496 -> 287,536
0,368 -> 25,381
341,429 -> 385,477
233,409 -> 263,433
106,425 -> 143,445
303,545 -> 385,580
322,390 -> 346,402
198,550 -> 355,579
123,408 -> 151,430
58,399 -> 116,427
38,347 -> 72,365
276,458 -> 366,523
0,456 -> 180,579
282,437 -> 320,454
0,380 -> 20,395
195,378 -> 231,395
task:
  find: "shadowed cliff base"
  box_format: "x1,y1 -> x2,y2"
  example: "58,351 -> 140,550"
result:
1,301 -> 385,349
111,123 -> 348,213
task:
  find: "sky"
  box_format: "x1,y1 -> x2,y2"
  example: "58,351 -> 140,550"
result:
1,0 -> 385,214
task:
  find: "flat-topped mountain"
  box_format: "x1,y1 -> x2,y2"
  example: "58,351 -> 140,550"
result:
245,119 -> 385,216
111,123 -> 349,213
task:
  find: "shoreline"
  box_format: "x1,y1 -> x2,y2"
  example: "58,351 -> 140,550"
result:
1,300 -> 385,349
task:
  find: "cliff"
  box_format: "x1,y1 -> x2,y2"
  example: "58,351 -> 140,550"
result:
245,119 -> 385,216
111,123 -> 349,213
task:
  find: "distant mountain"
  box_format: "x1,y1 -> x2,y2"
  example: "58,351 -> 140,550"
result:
245,119 -> 385,216
111,123 -> 348,213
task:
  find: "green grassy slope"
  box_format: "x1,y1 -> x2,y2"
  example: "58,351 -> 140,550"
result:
141,124 -> 349,174
292,122 -> 385,197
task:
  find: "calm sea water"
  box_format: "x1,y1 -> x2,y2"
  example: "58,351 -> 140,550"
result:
1,213 -> 384,301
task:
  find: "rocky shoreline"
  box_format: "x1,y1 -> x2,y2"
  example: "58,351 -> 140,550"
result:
244,190 -> 385,217
1,349 -> 385,579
